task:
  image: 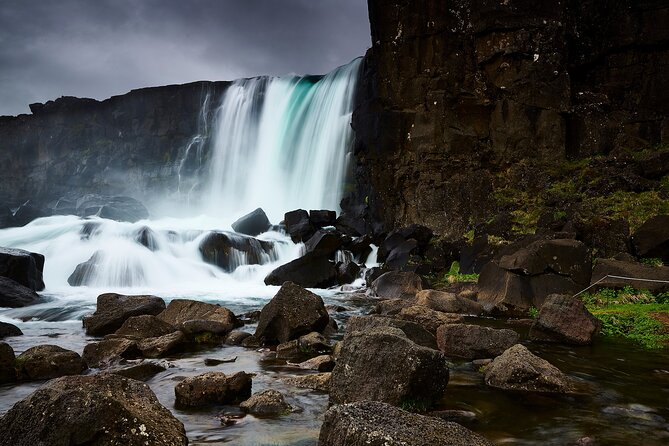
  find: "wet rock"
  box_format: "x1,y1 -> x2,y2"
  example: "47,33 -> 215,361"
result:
305,229 -> 343,257
436,324 -> 520,360
67,251 -> 101,286
240,389 -> 292,415
429,409 -> 479,424
478,239 -> 592,315
204,356 -> 237,366
108,360 -> 167,381
83,338 -> 141,368
369,271 -> 422,299
632,215 -> 669,262
336,257 -> 361,284
529,294 -> 601,345
310,210 -> 337,228
372,298 -> 409,315
0,247 -> 45,291
264,252 -> 338,288
318,401 -> 493,446
255,281 -> 330,345
591,259 -> 669,293
330,326 -> 448,406
0,278 -> 44,307
158,299 -> 240,335
484,344 -> 576,393
284,372 -> 331,392
113,314 -> 177,340
0,342 -> 16,384
0,321 -> 23,338
11,202 -> 49,227
232,207 -> 271,236
199,231 -> 275,272
138,331 -> 186,358
174,371 -> 252,407
0,374 -> 187,446
241,335 -> 262,348
225,330 -> 253,345
415,289 -> 483,315
298,355 -> 336,372
396,305 -> 464,334
284,209 -> 315,242
134,226 -> 159,250
345,315 -> 437,350
276,332 -> 333,360
0,207 -> 13,229
83,292 -> 166,336
16,345 -> 87,380
76,194 -> 150,222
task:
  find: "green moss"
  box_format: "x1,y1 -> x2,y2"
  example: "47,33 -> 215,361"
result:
441,261 -> 479,283
528,306 -> 539,319
399,398 -> 435,413
587,191 -> 669,232
194,331 -> 221,344
640,257 -> 664,267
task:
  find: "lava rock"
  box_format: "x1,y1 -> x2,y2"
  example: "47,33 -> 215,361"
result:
83,338 -> 141,368
157,299 -> 240,335
369,271 -> 423,299
305,229 -> 343,257
631,215 -> 669,262
0,342 -> 16,384
310,210 -> 337,228
0,374 -> 187,446
318,401 -> 493,446
0,247 -> 45,291
0,321 -> 23,338
484,344 -> 576,393
345,315 -> 437,350
415,289 -> 483,315
240,389 -> 292,415
330,326 -> 448,406
396,306 -> 464,334
0,277 -> 44,308
113,314 -> 177,340
16,345 -> 87,380
529,294 -> 601,345
174,371 -> 252,407
232,208 -> 272,236
284,209 -> 315,242
255,281 -> 330,344
199,231 -> 275,272
83,292 -> 166,336
264,252 -> 338,288
436,324 -> 520,360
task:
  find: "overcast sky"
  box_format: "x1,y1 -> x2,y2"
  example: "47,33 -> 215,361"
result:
0,0 -> 370,116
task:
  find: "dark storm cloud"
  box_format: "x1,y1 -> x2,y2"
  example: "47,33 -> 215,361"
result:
0,0 -> 370,116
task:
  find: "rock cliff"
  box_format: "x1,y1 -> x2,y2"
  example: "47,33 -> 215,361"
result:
348,0 -> 669,238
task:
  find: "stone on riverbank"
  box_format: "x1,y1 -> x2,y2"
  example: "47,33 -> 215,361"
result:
174,371 -> 252,407
83,293 -> 166,336
16,345 -> 87,380
240,389 -> 292,415
529,294 -> 600,345
415,289 -> 483,315
0,247 -> 45,291
369,271 -> 422,299
436,324 -> 520,360
0,321 -> 23,338
83,338 -> 140,368
0,276 -> 44,308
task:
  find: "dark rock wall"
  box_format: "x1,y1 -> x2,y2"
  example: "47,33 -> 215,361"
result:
0,82 -> 228,210
349,0 -> 669,237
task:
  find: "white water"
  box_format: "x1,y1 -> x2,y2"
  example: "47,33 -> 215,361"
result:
0,59 -> 362,309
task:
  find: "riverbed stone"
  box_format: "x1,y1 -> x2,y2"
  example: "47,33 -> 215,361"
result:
16,345 -> 87,380
529,294 -> 601,345
137,331 -> 186,358
83,338 -> 140,368
0,373 -> 187,446
284,372 -> 331,392
318,401 -> 494,446
0,247 -> 45,291
396,305 -> 464,334
231,207 -> 272,236
0,321 -> 23,338
415,289 -> 483,315
264,252 -> 338,288
0,276 -> 44,308
369,271 -> 422,299
174,371 -> 252,407
298,355 -> 336,372
108,360 -> 167,381
330,326 -> 449,406
240,389 -> 292,415
83,292 -> 166,336
484,344 -> 577,393
255,281 -> 330,345
436,324 -> 520,360
158,299 -> 240,334
199,231 -> 275,272
0,342 -> 16,384
225,330 -> 253,345
284,209 -> 315,242
345,315 -> 437,350
113,314 -> 177,340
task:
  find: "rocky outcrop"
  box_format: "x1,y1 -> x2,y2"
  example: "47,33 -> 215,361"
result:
255,282 -> 330,344
436,324 -> 520,360
232,208 -> 272,236
174,371 -> 252,407
0,277 -> 44,308
631,215 -> 669,262
15,345 -> 87,380
330,326 -> 448,406
83,293 -> 166,336
529,294 -> 601,345
591,259 -> 669,293
0,247 -> 45,291
239,389 -> 292,415
157,299 -> 240,335
0,374 -> 188,446
318,401 -> 494,446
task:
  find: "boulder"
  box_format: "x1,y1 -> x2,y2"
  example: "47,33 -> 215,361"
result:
372,298 -> 410,315
231,208 -> 271,236
310,210 -> 337,228
76,194 -> 149,222
134,226 -> 159,251
345,316 -> 437,350
157,299 -> 240,335
478,239 -> 592,315
0,374 -> 187,446
0,321 -> 23,338
0,277 -> 44,307
0,247 -> 45,291
298,355 -> 336,372
174,371 -> 252,407
83,293 -> 166,336
529,294 -> 601,345
385,239 -> 419,271
199,231 -> 275,272
415,290 -> 483,315
264,252 -> 337,288
369,271 -> 422,299
276,332 -> 333,360
591,259 -> 669,293
631,215 -> 669,262
137,331 -> 186,358
336,257 -> 361,284
305,229 -> 343,257
255,282 -> 330,344
67,251 -> 101,286
83,338 -> 141,368
0,207 -> 13,228
330,326 -> 449,406
113,315 -> 177,340
108,361 -> 167,381
0,342 -> 16,384
284,372 -> 331,392
284,209 -> 315,242
396,306 -> 464,334
436,324 -> 520,360
16,345 -> 87,380
240,389 -> 292,415
318,401 -> 493,446
484,344 -> 576,393
225,330 -> 252,345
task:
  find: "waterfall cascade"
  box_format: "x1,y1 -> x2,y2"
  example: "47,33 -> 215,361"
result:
0,59 -> 362,296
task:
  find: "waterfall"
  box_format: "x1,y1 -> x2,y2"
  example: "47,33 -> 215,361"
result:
204,58 -> 361,222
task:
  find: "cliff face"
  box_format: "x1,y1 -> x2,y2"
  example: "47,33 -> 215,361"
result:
0,82 -> 228,211
350,0 -> 669,238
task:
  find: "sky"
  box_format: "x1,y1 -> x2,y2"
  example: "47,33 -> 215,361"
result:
0,0 -> 371,116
